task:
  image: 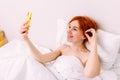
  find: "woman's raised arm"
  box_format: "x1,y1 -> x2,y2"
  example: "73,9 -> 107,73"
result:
84,29 -> 101,78
20,22 -> 61,63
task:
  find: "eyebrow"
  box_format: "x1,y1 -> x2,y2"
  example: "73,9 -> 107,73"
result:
73,26 -> 79,29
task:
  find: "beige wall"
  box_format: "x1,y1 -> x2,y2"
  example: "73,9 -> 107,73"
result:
0,0 -> 120,49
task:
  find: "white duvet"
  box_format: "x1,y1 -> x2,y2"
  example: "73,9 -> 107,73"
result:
0,39 -> 119,80
0,39 -> 58,80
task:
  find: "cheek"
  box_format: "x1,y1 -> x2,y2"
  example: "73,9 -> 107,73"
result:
74,32 -> 85,41
75,32 -> 83,37
74,34 -> 83,39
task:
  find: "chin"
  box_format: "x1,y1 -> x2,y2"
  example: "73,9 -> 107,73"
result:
67,38 -> 72,42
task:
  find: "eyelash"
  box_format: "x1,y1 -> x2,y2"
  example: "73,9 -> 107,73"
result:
68,26 -> 77,31
73,28 -> 77,31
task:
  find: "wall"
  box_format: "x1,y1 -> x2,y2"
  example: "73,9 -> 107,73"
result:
0,0 -> 120,49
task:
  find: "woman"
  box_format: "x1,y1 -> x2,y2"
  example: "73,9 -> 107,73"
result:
20,16 -> 101,80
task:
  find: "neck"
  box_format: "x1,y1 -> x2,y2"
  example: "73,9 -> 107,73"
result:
70,42 -> 86,52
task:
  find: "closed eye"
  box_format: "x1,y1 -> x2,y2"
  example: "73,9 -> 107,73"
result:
73,28 -> 78,31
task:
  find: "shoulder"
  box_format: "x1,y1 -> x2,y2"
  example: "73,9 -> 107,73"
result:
57,44 -> 69,51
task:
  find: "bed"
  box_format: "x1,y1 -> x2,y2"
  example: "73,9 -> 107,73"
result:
0,19 -> 120,80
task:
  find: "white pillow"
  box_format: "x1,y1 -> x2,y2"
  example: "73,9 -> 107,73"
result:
97,30 -> 120,69
97,29 -> 120,54
56,19 -> 120,69
56,19 -> 68,47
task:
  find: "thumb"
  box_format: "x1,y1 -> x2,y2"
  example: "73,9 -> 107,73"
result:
85,32 -> 90,39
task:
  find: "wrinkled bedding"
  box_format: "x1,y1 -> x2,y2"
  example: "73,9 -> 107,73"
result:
0,39 -> 119,80
0,39 -> 58,80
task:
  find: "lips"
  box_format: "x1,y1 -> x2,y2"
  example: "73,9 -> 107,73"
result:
67,35 -> 73,38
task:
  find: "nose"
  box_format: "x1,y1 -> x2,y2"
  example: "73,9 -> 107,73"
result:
67,28 -> 72,34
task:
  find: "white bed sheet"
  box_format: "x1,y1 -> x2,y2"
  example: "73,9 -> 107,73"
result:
0,39 -> 57,80
0,39 -> 120,80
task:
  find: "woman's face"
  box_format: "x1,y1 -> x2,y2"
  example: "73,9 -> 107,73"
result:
67,20 -> 85,43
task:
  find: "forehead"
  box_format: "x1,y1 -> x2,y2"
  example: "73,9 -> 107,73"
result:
69,20 -> 80,27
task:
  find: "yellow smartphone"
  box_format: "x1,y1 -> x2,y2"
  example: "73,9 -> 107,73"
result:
26,12 -> 32,26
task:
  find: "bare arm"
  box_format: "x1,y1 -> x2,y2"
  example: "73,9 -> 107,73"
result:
20,22 -> 61,63
84,29 -> 100,78
25,38 -> 61,63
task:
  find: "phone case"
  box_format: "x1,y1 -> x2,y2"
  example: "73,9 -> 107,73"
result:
26,12 -> 32,26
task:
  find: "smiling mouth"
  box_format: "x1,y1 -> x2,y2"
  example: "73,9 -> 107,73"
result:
67,35 -> 73,38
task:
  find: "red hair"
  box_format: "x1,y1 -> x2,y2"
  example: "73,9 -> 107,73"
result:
68,16 -> 98,32
68,16 -> 98,42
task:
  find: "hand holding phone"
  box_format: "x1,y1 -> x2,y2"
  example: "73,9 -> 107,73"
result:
22,12 -> 32,34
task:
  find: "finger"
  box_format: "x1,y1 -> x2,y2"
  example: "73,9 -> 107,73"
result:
86,29 -> 96,36
21,31 -> 28,35
21,28 -> 29,31
85,28 -> 94,32
85,32 -> 91,39
22,25 -> 30,29
22,21 -> 30,28
21,26 -> 30,30
20,28 -> 28,34
21,32 -> 28,38
23,21 -> 28,26
20,26 -> 29,32
21,31 -> 28,34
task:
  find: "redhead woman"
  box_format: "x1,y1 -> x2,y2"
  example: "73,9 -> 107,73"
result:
20,16 -> 101,80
